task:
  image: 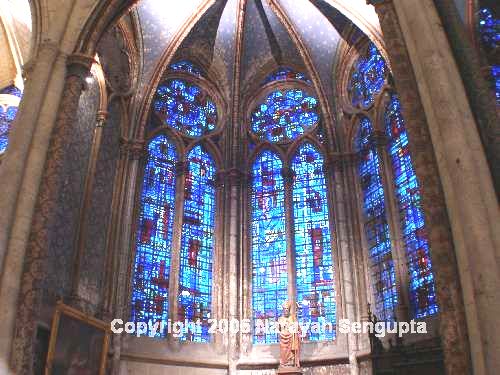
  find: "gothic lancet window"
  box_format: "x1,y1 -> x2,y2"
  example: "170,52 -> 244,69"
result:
355,117 -> 397,321
292,143 -> 336,341
350,43 -> 438,321
132,135 -> 178,327
132,61 -> 218,342
0,85 -> 23,154
178,145 -> 217,342
250,73 -> 336,344
251,151 -> 288,344
385,95 -> 438,318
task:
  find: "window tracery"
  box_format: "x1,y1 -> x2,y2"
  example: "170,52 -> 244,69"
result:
250,89 -> 319,143
350,43 -> 438,321
132,61 -> 218,342
250,73 -> 337,344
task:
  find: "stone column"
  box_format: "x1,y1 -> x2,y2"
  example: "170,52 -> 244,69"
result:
10,54 -> 94,375
226,168 -> 243,375
70,110 -> 108,313
367,1 -> 500,374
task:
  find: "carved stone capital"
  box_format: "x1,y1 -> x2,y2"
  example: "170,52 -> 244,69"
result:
119,138 -> 145,160
226,168 -> 246,187
66,53 -> 95,84
327,152 -> 358,173
96,111 -> 108,128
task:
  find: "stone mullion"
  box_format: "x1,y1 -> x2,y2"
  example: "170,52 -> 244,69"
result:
372,130 -> 410,322
170,161 -> 188,328
225,168 -> 243,374
12,54 -> 95,374
213,170 -> 228,351
282,166 -> 297,309
368,1 -> 471,373
71,111 -> 108,306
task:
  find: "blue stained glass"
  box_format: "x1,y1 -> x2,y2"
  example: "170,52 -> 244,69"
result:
153,79 -> 218,137
478,7 -> 499,51
0,105 -> 18,154
385,95 -> 438,319
292,144 -> 336,341
348,43 -> 387,108
492,65 -> 500,104
251,89 -> 319,143
178,145 -> 216,342
251,151 -> 288,344
170,60 -> 203,77
0,85 -> 22,98
264,67 -> 311,84
131,135 -> 178,336
355,117 -> 397,321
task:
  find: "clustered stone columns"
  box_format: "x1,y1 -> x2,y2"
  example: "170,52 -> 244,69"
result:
367,0 -> 471,374
11,54 -> 95,375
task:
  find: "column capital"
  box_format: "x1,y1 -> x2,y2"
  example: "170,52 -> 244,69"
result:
327,152 -> 358,172
96,111 -> 108,127
66,53 -> 95,82
119,138 -> 145,160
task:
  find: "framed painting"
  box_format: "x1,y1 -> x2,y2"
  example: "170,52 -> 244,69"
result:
45,302 -> 110,375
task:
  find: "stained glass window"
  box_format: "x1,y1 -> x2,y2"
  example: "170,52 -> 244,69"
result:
385,95 -> 438,319
0,85 -> 22,154
264,67 -> 311,84
355,117 -> 397,321
478,7 -> 499,50
348,43 -> 387,108
153,79 -> 218,137
178,145 -> 217,343
170,60 -> 203,77
251,89 -> 319,143
292,143 -> 336,341
478,7 -> 500,104
131,135 -> 178,336
251,151 -> 288,344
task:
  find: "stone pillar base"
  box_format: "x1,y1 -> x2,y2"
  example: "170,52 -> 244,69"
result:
277,366 -> 302,374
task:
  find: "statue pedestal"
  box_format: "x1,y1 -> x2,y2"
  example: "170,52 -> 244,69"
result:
277,366 -> 302,374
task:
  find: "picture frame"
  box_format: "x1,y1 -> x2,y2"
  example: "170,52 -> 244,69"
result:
45,301 -> 110,375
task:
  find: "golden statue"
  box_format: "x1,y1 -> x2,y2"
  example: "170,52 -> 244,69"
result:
278,301 -> 302,373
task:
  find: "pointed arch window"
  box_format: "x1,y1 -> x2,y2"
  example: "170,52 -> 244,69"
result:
249,77 -> 337,343
131,61 -> 218,342
178,145 -> 217,342
292,143 -> 336,341
350,43 -> 439,321
385,95 -> 438,318
251,151 -> 288,344
132,135 -> 178,326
